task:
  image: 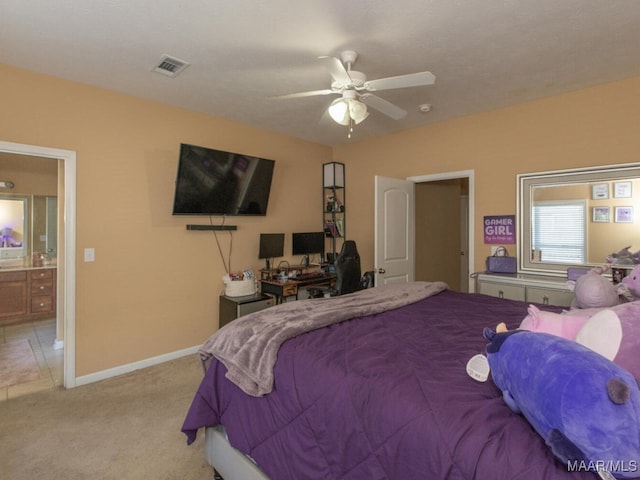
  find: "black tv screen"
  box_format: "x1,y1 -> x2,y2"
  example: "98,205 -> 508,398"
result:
172,143 -> 275,216
292,232 -> 325,256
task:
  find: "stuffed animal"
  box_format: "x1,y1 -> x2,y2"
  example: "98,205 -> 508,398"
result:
519,304 -> 590,339
484,328 -> 640,479
622,265 -> 640,300
566,265 -> 628,309
575,301 -> 640,380
606,246 -> 640,265
516,300 -> 640,380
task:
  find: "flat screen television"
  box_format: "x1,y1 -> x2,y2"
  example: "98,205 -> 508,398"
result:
172,143 -> 275,216
258,233 -> 284,270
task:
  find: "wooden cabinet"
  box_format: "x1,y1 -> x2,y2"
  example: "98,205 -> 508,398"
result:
475,273 -> 573,307
0,271 -> 28,319
0,267 -> 56,325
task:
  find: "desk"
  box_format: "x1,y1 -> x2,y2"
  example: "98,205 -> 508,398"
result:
260,274 -> 336,304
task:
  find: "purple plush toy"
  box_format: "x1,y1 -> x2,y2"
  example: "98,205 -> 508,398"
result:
485,328 -> 640,479
622,265 -> 640,300
566,265 -> 628,309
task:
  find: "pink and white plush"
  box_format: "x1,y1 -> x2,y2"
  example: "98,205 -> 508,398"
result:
575,301 -> 640,379
622,264 -> 640,300
519,305 -> 590,339
566,265 -> 628,309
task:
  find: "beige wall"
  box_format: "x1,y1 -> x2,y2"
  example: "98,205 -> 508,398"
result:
2,61 -> 639,379
1,64 -> 332,376
335,75 -> 640,273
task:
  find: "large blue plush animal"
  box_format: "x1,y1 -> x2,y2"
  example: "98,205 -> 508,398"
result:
484,328 -> 640,479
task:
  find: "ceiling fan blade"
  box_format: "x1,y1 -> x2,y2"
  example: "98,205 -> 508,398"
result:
360,94 -> 407,120
270,89 -> 336,99
318,55 -> 352,85
364,71 -> 436,91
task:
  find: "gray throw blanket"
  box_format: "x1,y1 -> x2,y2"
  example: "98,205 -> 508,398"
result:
199,281 -> 448,396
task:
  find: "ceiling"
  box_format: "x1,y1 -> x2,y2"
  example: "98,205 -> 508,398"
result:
1,0 -> 639,147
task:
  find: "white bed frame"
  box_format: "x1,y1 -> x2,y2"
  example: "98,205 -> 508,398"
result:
205,425 -> 271,480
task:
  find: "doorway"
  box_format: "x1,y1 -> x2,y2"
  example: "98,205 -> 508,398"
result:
375,171 -> 474,292
410,171 -> 473,292
414,178 -> 470,292
0,141 -> 77,389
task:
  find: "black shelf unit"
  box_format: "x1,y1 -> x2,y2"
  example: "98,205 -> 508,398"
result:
322,162 -> 345,263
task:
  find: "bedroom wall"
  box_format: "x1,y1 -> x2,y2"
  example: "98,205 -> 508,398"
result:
2,61 -> 638,380
334,75 -> 640,276
0,63 -> 332,377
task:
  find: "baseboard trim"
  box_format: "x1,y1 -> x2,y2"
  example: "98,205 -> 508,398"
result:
75,345 -> 200,387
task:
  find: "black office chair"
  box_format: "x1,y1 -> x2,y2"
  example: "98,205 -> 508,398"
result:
308,240 -> 362,298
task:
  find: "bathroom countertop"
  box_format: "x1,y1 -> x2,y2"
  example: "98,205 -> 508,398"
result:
0,263 -> 57,272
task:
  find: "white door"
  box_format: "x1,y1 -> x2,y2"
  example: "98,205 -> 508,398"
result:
374,176 -> 415,285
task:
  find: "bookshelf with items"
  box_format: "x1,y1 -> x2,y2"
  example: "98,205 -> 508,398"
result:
323,162 -> 345,264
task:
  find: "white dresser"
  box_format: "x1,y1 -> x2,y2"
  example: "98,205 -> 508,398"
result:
475,273 -> 574,307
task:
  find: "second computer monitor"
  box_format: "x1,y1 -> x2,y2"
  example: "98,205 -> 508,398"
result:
259,233 -> 284,270
292,232 -> 325,265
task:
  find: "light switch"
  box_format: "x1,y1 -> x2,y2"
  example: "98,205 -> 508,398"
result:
84,247 -> 95,262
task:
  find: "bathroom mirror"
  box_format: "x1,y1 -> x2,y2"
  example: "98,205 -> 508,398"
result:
517,162 -> 640,276
0,195 -> 29,259
0,194 -> 57,261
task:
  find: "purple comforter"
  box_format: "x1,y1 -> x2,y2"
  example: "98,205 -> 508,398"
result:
182,290 -> 595,480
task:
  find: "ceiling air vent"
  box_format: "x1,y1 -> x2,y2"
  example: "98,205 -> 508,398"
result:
153,55 -> 190,77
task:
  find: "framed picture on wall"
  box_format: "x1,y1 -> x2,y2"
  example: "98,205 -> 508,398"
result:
614,206 -> 633,223
592,206 -> 610,223
613,181 -> 632,198
591,183 -> 609,200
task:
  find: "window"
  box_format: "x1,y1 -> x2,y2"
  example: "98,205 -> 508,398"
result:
532,200 -> 586,264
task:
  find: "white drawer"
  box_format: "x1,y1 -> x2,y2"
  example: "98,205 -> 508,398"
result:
526,286 -> 573,307
478,281 -> 525,301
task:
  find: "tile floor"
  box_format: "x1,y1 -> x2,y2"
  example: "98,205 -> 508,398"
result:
0,318 -> 63,401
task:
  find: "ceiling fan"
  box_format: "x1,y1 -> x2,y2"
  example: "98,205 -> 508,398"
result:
272,50 -> 435,131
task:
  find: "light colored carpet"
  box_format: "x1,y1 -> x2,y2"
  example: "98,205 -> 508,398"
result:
0,339 -> 41,388
0,354 -> 212,480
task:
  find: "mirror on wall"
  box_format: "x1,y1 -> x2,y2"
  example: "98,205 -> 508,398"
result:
0,194 -> 57,261
0,195 -> 29,259
517,163 -> 640,276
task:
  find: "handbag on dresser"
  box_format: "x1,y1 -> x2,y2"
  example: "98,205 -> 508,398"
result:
485,247 -> 517,274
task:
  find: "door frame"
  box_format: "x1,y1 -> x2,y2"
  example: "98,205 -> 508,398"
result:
408,170 -> 475,293
0,140 -> 77,387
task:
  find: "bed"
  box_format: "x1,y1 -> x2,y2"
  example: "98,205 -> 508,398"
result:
182,282 -> 599,480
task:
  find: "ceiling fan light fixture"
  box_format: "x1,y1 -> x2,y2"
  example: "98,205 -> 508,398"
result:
349,99 -> 368,124
328,97 -> 368,126
328,98 -> 350,125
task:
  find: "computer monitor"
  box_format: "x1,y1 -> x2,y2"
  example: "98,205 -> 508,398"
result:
258,233 -> 284,270
292,232 -> 325,266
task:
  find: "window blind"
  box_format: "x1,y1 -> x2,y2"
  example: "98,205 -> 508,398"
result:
532,201 -> 586,263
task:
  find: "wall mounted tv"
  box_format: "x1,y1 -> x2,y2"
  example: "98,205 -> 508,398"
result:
172,143 -> 276,216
